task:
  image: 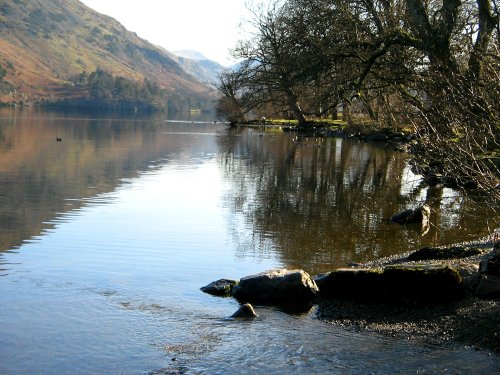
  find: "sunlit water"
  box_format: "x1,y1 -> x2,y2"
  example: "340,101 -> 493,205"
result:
0,108 -> 498,374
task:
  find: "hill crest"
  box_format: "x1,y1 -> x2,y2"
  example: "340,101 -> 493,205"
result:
0,0 -> 214,110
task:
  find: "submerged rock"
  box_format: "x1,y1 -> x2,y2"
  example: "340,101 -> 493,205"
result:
391,204 -> 430,226
200,279 -> 237,297
231,269 -> 319,306
231,303 -> 258,318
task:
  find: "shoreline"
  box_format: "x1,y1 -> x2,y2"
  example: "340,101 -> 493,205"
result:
314,235 -> 500,353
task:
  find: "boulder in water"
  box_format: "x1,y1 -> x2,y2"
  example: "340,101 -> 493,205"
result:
231,269 -> 319,307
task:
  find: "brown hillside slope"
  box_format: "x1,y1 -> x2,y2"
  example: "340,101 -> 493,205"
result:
0,0 -> 212,105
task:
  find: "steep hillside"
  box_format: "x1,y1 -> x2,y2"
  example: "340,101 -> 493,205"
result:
0,0 -> 213,110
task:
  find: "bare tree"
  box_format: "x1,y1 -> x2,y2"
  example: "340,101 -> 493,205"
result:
217,0 -> 500,192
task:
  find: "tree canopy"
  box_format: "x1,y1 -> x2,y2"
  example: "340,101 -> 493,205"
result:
217,0 -> 500,192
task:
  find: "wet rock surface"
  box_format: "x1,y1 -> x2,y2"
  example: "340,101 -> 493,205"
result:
231,303 -> 258,318
200,279 -> 237,297
231,269 -> 319,307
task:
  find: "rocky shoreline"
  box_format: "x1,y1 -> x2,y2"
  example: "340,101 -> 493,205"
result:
202,234 -> 500,353
219,122 -> 500,352
315,236 -> 500,353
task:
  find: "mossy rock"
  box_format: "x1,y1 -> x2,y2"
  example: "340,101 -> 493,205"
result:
200,279 -> 238,297
318,265 -> 463,303
382,264 -> 463,301
316,268 -> 384,299
407,246 -> 485,261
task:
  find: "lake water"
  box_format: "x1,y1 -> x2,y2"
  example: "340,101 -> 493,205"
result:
0,108 -> 498,374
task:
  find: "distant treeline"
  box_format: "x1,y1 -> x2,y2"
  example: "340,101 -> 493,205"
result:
66,68 -> 167,112
45,68 -> 213,113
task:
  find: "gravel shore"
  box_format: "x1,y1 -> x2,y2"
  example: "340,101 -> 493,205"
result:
315,235 -> 500,353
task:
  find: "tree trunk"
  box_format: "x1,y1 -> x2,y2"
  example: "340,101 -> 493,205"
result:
342,99 -> 351,124
284,87 -> 307,126
331,105 -> 338,121
468,0 -> 498,81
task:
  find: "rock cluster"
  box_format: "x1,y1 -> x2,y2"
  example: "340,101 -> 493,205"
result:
201,269 -> 319,308
200,238 -> 500,341
202,264 -> 466,307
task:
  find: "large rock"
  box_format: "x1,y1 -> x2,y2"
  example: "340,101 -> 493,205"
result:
317,265 -> 463,302
316,268 -> 384,299
475,275 -> 500,297
231,269 -> 319,306
382,264 -> 463,301
480,250 -> 500,276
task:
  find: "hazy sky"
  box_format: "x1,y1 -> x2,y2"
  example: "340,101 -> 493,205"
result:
80,0 -> 256,65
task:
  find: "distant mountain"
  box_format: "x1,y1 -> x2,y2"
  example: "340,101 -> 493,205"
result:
173,50 -> 208,61
0,0 -> 214,111
171,50 -> 225,85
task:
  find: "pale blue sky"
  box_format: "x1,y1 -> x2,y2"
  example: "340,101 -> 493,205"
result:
80,0 -> 256,65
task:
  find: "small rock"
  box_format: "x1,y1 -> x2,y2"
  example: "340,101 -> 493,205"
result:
231,303 -> 258,318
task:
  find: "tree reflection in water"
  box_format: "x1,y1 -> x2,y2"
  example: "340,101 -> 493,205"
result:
217,127 -> 497,275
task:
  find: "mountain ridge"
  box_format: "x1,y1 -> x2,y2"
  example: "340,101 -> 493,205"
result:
0,0 -> 217,110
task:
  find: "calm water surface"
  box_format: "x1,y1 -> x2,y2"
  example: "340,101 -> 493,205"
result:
0,108 -> 498,374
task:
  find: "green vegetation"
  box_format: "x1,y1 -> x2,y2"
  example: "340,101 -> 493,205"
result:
0,63 -> 13,94
51,68 -> 168,112
217,0 -> 500,195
